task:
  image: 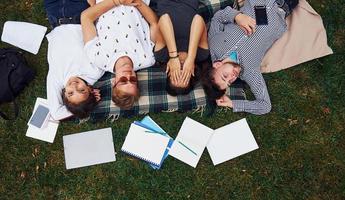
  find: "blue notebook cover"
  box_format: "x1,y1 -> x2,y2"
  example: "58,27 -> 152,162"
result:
134,116 -> 173,169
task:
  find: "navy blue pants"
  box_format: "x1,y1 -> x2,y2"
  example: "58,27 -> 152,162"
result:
44,0 -> 89,27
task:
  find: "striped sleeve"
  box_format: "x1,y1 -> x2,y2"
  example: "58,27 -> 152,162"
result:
208,6 -> 241,39
231,69 -> 272,115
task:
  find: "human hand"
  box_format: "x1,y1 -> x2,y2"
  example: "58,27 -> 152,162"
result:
116,0 -> 138,6
92,89 -> 101,102
131,0 -> 142,6
216,95 -> 233,108
181,57 -> 195,86
234,13 -> 256,35
166,57 -> 181,83
87,0 -> 96,6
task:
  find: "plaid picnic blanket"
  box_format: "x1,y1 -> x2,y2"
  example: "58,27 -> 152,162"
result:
89,0 -> 245,120
198,0 -> 235,24
90,65 -> 245,120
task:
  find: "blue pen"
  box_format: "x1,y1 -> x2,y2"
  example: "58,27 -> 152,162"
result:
178,141 -> 197,156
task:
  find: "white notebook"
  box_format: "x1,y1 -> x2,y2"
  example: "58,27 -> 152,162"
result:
168,117 -> 214,168
26,98 -> 59,143
63,128 -> 116,169
207,119 -> 259,166
121,123 -> 170,166
1,21 -> 47,54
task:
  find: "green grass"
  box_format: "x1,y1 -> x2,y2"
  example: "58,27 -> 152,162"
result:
0,0 -> 344,199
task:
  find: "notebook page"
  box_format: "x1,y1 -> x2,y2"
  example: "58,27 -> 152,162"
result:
26,98 -> 59,143
207,118 -> 259,166
121,123 -> 170,165
1,21 -> 47,54
139,116 -> 173,169
63,128 -> 116,169
168,117 -> 214,168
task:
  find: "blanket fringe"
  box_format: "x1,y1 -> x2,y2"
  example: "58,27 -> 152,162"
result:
162,108 -> 178,113
78,117 -> 90,124
139,111 -> 149,115
217,107 -> 232,113
107,114 -> 120,122
192,105 -> 206,116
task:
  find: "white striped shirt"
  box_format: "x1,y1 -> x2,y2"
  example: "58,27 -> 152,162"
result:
208,0 -> 287,115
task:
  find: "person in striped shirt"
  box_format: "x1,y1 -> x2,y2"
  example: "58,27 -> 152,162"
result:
202,0 -> 298,115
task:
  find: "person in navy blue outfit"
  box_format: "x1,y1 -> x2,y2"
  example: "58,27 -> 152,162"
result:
44,0 -> 95,28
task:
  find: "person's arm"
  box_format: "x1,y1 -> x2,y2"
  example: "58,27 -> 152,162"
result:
208,6 -> 241,39
158,14 -> 180,82
46,73 -> 73,121
209,6 -> 256,38
231,70 -> 272,115
81,0 -> 137,44
181,15 -> 206,85
81,0 -> 116,44
134,0 -> 158,26
87,0 -> 96,6
133,0 -> 164,46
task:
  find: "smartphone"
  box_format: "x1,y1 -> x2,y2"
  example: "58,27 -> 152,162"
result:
254,5 -> 268,25
28,105 -> 50,129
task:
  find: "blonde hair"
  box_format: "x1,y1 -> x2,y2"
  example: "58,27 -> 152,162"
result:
112,86 -> 139,109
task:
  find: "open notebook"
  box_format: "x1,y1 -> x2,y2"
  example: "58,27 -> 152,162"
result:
134,116 -> 174,169
168,117 -> 214,168
207,119 -> 259,166
26,98 -> 59,143
169,117 -> 259,167
121,123 -> 170,167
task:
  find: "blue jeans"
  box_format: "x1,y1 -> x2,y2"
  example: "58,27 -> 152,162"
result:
44,0 -> 89,27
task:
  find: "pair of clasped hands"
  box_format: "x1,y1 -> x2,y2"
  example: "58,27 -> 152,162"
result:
166,53 -> 195,88
110,0 -> 141,7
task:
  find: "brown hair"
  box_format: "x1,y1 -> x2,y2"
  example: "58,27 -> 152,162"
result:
112,86 -> 139,109
166,68 -> 199,96
62,86 -> 98,119
201,61 -> 241,100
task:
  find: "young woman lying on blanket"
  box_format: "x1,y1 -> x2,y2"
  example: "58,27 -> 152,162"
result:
45,0 -> 106,120
154,0 -> 210,96
81,0 -> 164,109
201,0 -> 298,115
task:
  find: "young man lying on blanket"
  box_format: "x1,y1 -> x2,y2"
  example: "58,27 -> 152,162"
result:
45,0 -> 106,120
202,0 -> 299,115
81,0 -> 164,109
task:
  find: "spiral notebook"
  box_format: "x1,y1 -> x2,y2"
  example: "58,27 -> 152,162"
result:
121,123 -> 170,167
135,116 -> 174,169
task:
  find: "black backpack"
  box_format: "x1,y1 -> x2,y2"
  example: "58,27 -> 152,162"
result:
0,48 -> 35,120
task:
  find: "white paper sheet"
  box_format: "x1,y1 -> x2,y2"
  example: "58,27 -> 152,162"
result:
207,118 -> 259,166
1,21 -> 47,54
26,98 -> 59,143
63,128 -> 116,169
168,117 -> 214,168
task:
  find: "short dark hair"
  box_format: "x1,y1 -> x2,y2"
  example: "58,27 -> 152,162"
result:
166,74 -> 198,96
61,86 -> 98,119
200,64 -> 226,100
165,63 -> 202,96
